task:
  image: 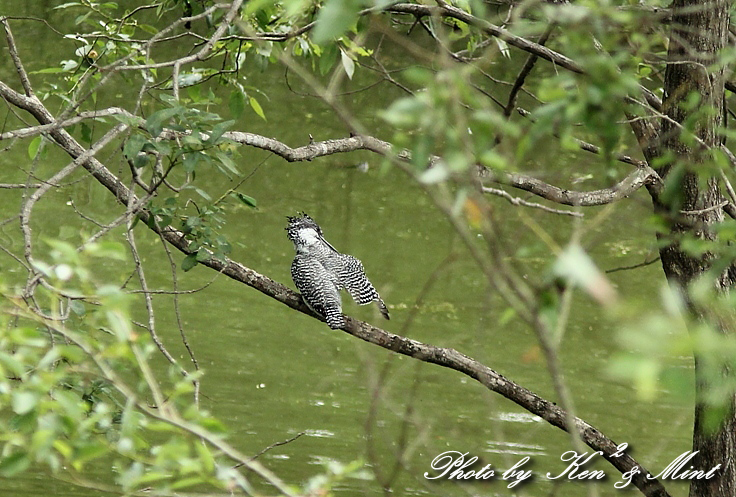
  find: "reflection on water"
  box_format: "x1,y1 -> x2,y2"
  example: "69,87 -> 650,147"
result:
493,412 -> 545,424
485,440 -> 546,457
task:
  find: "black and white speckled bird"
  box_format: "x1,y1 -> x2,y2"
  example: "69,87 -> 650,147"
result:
286,213 -> 390,329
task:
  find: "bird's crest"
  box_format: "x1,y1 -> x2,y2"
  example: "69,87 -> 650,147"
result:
285,212 -> 322,237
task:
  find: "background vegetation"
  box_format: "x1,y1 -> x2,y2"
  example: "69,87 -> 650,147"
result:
0,1 -> 734,496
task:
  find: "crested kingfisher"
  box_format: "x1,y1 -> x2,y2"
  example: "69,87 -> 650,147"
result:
286,213 -> 389,329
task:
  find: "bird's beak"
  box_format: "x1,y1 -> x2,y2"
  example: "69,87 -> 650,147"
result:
319,234 -> 338,252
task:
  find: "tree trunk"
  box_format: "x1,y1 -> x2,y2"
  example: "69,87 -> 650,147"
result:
651,1 -> 736,496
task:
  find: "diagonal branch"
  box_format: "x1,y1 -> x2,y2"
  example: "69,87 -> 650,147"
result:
388,3 -> 582,71
0,107 -> 137,140
385,3 -> 662,111
0,74 -> 671,497
504,23 -> 555,117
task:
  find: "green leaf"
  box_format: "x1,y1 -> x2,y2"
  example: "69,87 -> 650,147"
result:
498,307 -> 516,326
495,38 -> 510,58
75,12 -> 92,26
195,442 -> 216,473
0,452 -> 30,477
123,134 -> 147,160
553,244 -> 616,306
73,441 -> 109,468
176,71 -> 204,88
214,151 -> 240,176
183,152 -> 203,173
207,119 -> 236,146
11,391 -> 38,415
123,134 -> 151,168
0,351 -> 27,377
181,254 -> 198,272
319,43 -> 339,75
111,113 -> 145,127
231,192 -> 257,208
191,186 -> 212,201
131,471 -> 170,486
229,89 -> 246,119
28,136 -> 42,159
249,96 -> 266,121
69,299 -> 86,316
53,2 -> 82,9
139,24 -> 158,35
146,106 -> 183,137
130,214 -> 141,229
312,0 -> 363,44
80,122 -> 92,144
170,476 -> 206,490
380,96 -> 425,128
340,50 -> 355,80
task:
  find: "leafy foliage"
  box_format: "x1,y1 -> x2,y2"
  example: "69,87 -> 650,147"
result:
0,242 -> 228,491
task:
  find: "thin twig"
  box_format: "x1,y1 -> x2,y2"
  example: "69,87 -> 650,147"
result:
125,278 -> 217,295
483,186 -> 584,217
237,432 -> 306,464
111,1 -> 243,72
155,225 -> 202,405
125,218 -> 181,369
504,23 -> 555,116
606,257 -> 661,274
1,17 -> 34,98
680,200 -> 730,215
0,183 -> 41,188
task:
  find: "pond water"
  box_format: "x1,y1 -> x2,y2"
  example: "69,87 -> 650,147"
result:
0,3 -> 695,497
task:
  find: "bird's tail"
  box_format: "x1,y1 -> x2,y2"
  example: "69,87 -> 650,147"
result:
326,311 -> 345,330
378,299 -> 390,320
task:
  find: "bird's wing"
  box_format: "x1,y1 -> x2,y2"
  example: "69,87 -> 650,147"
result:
337,254 -> 390,320
291,255 -> 344,329
337,254 -> 381,305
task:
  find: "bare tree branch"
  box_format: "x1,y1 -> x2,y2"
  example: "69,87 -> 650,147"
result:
244,432 -> 306,463
155,228 -> 202,405
0,89 -> 655,214
125,221 -> 182,371
504,23 -> 555,116
0,107 -> 137,140
1,16 -> 34,98
606,256 -> 661,274
482,186 -> 584,216
484,167 -> 657,206
0,183 -> 41,188
399,4 -> 581,72
190,128 -> 658,208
